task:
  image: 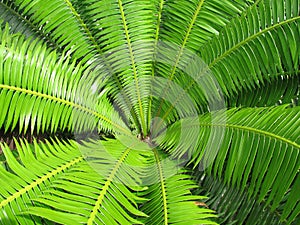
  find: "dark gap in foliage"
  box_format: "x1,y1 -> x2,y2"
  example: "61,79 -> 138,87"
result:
228,74 -> 299,107
0,126 -> 74,154
191,170 -> 287,225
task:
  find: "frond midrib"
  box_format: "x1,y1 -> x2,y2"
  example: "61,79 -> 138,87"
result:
168,0 -> 205,81
197,122 -> 299,149
0,154 -> 84,208
209,16 -> 300,67
153,148 -> 168,225
0,1 -> 60,49
155,0 -> 205,123
5,0 -> 139,132
117,0 -> 147,134
0,84 -> 130,134
63,0 -> 102,55
87,146 -> 132,225
154,0 -> 165,42
148,0 -> 166,130
160,15 -> 300,120
62,0 -> 135,100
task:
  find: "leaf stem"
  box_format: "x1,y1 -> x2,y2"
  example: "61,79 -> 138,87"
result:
117,0 -> 147,135
0,84 -> 131,135
0,152 -> 83,209
153,148 -> 168,225
87,146 -> 132,225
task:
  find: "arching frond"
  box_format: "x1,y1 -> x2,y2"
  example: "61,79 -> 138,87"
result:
158,0 -> 255,53
199,0 -> 300,96
7,0 -> 96,62
227,73 -> 299,107
0,24 -> 128,135
141,148 -> 218,225
0,1 -> 38,40
150,0 -> 257,122
51,0 -> 160,134
157,105 -> 300,224
0,137 -> 151,224
0,138 -> 84,224
0,0 -> 299,224
151,0 -> 299,126
193,172 -> 294,225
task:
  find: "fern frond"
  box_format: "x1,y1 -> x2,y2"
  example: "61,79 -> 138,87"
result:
0,1 -> 40,40
158,0 -> 255,52
0,137 -> 151,224
28,137 -> 151,225
157,105 -> 300,223
10,0 -> 98,62
80,0 -> 158,134
200,0 -> 300,96
193,172 -> 291,225
228,72 -> 299,107
151,0 -> 299,125
0,25 -> 128,135
141,148 -> 218,225
151,0 -> 255,121
0,138 -> 84,224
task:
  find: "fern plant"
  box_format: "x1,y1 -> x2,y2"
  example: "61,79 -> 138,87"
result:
0,0 -> 299,224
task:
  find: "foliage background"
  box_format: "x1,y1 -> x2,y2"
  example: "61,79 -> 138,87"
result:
0,0 -> 299,224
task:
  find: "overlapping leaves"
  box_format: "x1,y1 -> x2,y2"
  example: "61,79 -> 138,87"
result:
0,0 -> 299,224
158,105 -> 300,224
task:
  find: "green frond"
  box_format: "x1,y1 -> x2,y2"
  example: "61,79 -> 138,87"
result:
0,1 -> 39,40
227,72 -> 299,107
193,172 -> 294,225
0,137 -> 151,224
157,105 -> 300,223
199,0 -> 300,96
150,0 -> 256,121
79,0 -> 157,134
0,0 -> 299,224
151,0 -> 299,125
158,0 -> 255,52
0,25 -> 128,135
2,0 -> 149,131
9,0 -> 97,62
0,138 -> 84,224
141,148 -> 218,225
28,138 -> 152,225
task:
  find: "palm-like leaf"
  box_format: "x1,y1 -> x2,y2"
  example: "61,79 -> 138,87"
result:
0,24 -> 128,135
0,138 -> 148,224
0,0 -> 299,224
158,105 -> 299,224
141,149 -> 217,225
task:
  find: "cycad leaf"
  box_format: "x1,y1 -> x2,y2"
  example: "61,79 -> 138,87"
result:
0,137 -> 150,225
28,137 -> 151,225
0,138 -> 84,224
141,148 -> 218,225
200,0 -> 300,96
150,0 -> 256,121
193,172 -> 292,225
157,105 -> 300,223
227,74 -> 299,107
159,0 -> 254,53
151,0 -> 299,125
12,0 -> 97,62
0,1 -> 39,40
0,24 -> 127,135
78,0 -> 158,134
0,0 -> 299,224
